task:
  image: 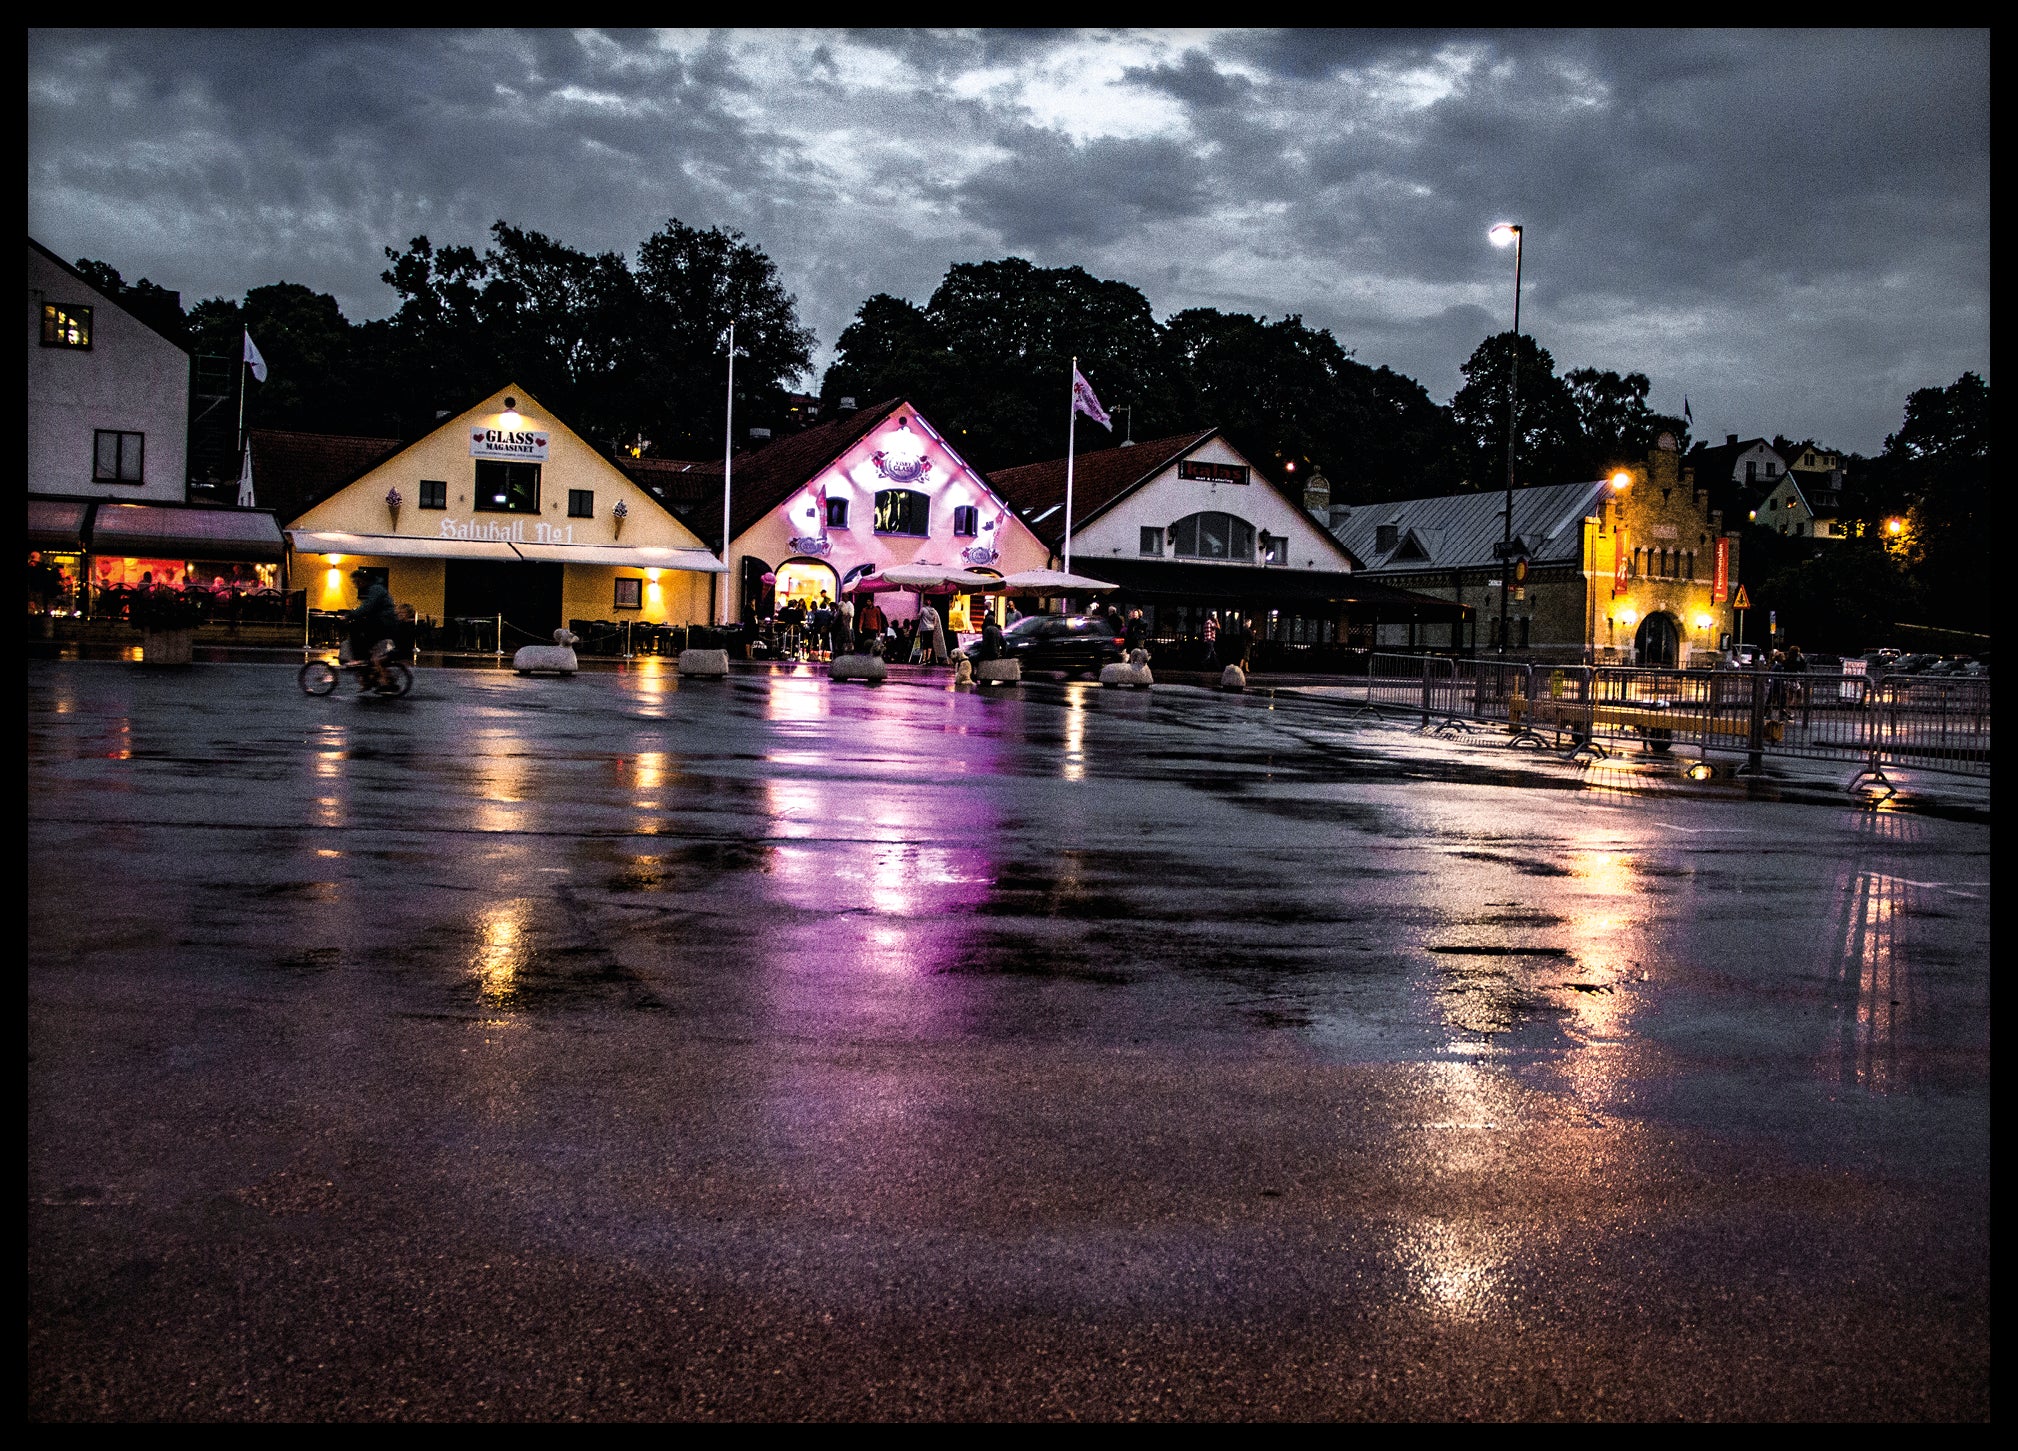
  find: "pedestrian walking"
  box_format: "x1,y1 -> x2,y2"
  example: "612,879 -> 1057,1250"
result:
1202,610 -> 1219,667
836,596 -> 856,654
1124,608 -> 1146,653
811,595 -> 834,657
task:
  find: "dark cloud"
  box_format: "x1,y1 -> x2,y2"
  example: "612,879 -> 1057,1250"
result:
26,28 -> 1987,453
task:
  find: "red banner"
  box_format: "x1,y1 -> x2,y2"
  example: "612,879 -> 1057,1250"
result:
1612,526 -> 1629,597
1712,536 -> 1730,604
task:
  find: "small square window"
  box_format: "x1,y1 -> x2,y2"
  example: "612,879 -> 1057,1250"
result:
953,505 -> 979,536
1139,526 -> 1163,556
419,479 -> 447,509
92,430 -> 144,483
568,489 -> 595,519
42,304 -> 92,348
614,576 -> 643,610
1259,535 -> 1286,565
826,498 -> 850,529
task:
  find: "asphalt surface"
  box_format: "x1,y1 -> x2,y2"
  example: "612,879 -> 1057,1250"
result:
27,659 -> 1990,1420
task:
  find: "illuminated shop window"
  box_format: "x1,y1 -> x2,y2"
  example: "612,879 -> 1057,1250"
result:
874,488 -> 928,536
474,460 -> 540,513
42,303 -> 92,348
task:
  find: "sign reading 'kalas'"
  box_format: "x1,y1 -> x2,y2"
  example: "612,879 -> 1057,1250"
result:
469,427 -> 550,460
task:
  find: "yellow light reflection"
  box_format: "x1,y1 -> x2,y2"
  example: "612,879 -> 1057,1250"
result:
1062,695 -> 1087,781
1392,1216 -> 1511,1322
472,909 -> 526,1005
1823,870 -> 1917,1093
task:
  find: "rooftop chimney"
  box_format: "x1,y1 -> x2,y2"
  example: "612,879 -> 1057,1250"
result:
1727,434 -> 1738,447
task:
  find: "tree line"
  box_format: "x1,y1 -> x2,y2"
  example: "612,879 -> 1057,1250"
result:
72,221 -> 1984,649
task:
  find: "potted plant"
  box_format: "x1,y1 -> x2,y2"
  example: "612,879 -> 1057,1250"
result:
128,585 -> 206,665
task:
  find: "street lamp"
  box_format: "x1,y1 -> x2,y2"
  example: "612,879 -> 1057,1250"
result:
1489,223 -> 1523,656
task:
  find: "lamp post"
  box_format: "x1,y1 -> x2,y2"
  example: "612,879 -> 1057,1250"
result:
1489,222 -> 1523,657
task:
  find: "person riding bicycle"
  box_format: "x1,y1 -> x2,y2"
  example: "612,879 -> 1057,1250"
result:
346,570 -> 399,692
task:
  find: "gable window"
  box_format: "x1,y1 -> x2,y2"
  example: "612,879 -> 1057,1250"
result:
568,489 -> 595,519
1170,511 -> 1254,561
92,430 -> 144,483
952,504 -> 979,536
419,479 -> 447,509
474,460 -> 540,514
1177,459 -> 1249,485
1139,526 -> 1164,556
1259,533 -> 1286,565
826,498 -> 850,529
874,488 -> 928,536
43,304 -> 93,348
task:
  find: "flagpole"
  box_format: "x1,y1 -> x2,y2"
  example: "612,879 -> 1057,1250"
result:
1063,356 -> 1077,577
720,322 -> 734,626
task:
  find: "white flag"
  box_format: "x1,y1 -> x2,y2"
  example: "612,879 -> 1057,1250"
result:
242,328 -> 268,383
236,438 -> 256,508
1072,366 -> 1111,428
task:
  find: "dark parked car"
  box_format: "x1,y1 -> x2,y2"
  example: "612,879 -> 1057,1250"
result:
969,613 -> 1125,674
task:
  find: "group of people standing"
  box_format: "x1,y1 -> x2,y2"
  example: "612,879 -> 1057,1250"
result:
770,591 -> 959,665
1198,609 -> 1255,670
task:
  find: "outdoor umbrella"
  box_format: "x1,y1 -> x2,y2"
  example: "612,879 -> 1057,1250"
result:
997,568 -> 1119,593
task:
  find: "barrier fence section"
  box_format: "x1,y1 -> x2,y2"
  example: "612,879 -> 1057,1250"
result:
1317,654 -> 1990,783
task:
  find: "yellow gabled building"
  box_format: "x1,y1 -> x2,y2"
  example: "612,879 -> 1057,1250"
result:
277,384 -> 723,640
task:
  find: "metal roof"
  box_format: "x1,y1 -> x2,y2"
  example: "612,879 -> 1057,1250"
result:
1331,479 -> 1609,574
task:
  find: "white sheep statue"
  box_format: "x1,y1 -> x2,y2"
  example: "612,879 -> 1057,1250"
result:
829,649 -> 888,683
1100,647 -> 1154,689
512,628 -> 579,676
1220,663 -> 1247,692
974,658 -> 1021,685
677,647 -> 731,677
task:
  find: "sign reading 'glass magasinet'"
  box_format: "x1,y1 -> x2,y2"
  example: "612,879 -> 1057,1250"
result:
469,426 -> 550,460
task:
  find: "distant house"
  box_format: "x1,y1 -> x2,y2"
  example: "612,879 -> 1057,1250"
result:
990,428 -> 1464,660
1682,434 -> 1787,521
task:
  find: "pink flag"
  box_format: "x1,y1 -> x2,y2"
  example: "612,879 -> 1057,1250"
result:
1072,366 -> 1111,428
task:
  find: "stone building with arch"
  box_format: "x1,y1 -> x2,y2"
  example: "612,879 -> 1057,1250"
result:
1328,437 -> 1741,665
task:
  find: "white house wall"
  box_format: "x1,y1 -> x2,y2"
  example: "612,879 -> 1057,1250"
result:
730,404 -> 1051,621
1069,436 -> 1351,571
27,245 -> 190,502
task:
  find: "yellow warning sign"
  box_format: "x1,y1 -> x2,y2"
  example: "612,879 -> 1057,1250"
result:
1732,584 -> 1751,609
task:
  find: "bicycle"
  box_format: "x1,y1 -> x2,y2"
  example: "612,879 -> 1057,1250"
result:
299,648 -> 413,698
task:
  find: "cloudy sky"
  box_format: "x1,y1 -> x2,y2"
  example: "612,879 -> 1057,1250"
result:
27,28 -> 1988,455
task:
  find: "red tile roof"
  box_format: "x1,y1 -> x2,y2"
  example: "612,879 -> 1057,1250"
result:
988,430 -> 1219,548
247,428 -> 407,526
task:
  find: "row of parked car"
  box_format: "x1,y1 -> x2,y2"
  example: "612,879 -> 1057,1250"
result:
1861,650 -> 1988,677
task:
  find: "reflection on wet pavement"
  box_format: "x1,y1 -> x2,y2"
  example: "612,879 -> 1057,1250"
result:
26,661 -> 1989,1419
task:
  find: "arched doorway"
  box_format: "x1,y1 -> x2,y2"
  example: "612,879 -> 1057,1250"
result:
774,556 -> 839,615
1635,610 -> 1680,667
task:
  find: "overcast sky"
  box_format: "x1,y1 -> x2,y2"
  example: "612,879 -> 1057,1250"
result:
27,28 -> 1989,455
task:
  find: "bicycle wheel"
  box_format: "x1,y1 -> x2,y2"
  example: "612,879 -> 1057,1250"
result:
378,663 -> 414,698
298,660 -> 338,696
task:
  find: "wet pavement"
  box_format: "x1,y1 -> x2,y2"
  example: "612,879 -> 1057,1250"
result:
28,659 -> 1990,1420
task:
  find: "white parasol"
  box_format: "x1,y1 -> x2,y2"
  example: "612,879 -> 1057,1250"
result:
997,567 -> 1119,593
879,564 -> 998,590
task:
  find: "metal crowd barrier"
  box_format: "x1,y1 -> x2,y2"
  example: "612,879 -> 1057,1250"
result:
1313,656 -> 1990,791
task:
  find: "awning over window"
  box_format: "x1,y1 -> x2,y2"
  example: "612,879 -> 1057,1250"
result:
1086,558 -> 1469,619
511,542 -> 727,572
287,530 -> 521,562
91,503 -> 287,561
28,498 -> 91,549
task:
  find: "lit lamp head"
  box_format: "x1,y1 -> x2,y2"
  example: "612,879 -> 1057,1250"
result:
1610,471 -> 1633,492
1489,222 -> 1522,247
500,395 -> 521,427
1694,613 -> 1714,631
1617,607 -> 1638,626
1887,517 -> 1905,536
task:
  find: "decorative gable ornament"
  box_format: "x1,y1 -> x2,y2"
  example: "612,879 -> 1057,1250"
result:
871,417 -> 933,485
